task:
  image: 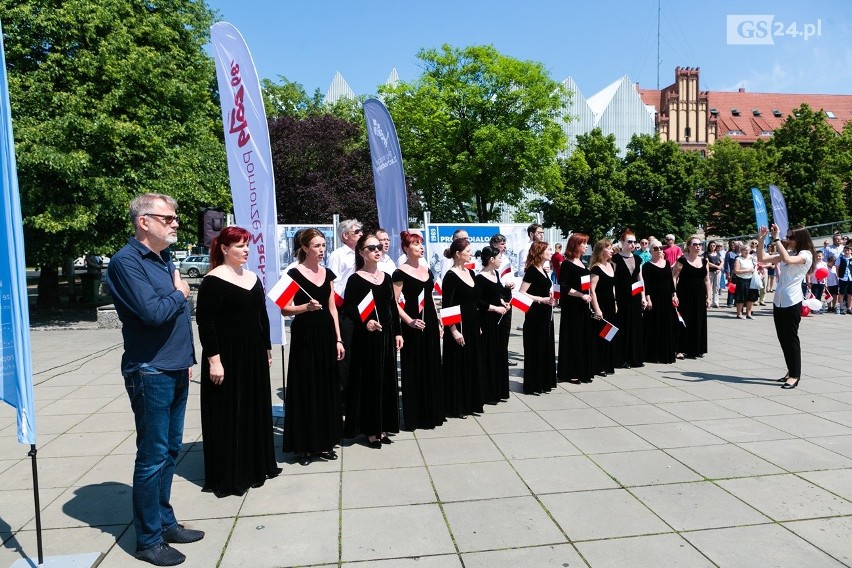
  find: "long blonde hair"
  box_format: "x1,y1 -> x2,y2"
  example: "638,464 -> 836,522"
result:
589,239 -> 612,270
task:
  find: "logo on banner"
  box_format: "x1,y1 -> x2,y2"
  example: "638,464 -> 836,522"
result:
226,61 -> 252,148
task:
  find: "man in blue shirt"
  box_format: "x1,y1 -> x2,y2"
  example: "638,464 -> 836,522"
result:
107,193 -> 203,566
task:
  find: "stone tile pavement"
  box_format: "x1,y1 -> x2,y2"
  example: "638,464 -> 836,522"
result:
1,302 -> 851,567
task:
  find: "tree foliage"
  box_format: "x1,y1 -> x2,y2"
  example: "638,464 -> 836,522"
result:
2,0 -> 229,282
381,44 -> 566,223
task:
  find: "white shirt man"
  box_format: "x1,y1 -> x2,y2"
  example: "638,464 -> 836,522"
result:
517,224 -> 544,278
327,219 -> 362,298
376,229 -> 397,275
440,229 -> 469,279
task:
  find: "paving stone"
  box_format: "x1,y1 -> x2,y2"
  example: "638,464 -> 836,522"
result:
513,455 -> 620,494
592,449 -> 703,486
717,474 -> 852,520
342,504 -> 455,562
577,532 -> 715,568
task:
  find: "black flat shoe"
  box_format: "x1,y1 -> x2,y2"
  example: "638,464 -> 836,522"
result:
775,376 -> 789,383
381,435 -> 393,444
366,438 -> 383,449
320,450 -> 338,460
298,455 -> 311,466
568,378 -> 581,385
622,363 -> 631,369
781,378 -> 800,389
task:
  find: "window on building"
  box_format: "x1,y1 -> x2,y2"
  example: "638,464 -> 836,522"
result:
709,108 -> 718,116
731,108 -> 740,116
826,111 -> 836,119
760,130 -> 774,136
727,130 -> 744,136
752,109 -> 761,116
772,109 -> 782,117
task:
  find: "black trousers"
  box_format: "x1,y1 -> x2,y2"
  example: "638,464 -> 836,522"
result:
773,303 -> 802,378
337,314 -> 355,394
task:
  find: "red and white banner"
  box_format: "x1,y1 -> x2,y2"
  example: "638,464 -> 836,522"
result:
440,305 -> 462,326
358,290 -> 376,322
599,320 -> 618,342
211,22 -> 282,343
552,283 -> 561,301
267,273 -> 300,309
510,290 -> 534,313
580,274 -> 591,291
631,281 -> 644,296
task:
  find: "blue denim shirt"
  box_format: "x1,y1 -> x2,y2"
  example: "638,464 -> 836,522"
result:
107,237 -> 195,374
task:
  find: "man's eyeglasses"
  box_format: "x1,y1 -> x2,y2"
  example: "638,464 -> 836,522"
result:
640,241 -> 648,245
352,228 -> 363,234
651,246 -> 662,251
362,244 -> 382,252
144,213 -> 179,224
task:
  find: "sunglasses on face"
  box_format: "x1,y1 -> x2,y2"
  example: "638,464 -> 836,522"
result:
625,239 -> 636,244
144,213 -> 179,224
362,244 -> 382,252
690,242 -> 701,247
651,246 -> 662,251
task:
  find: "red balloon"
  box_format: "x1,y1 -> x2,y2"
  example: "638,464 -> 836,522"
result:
727,282 -> 736,294
815,267 -> 829,280
801,305 -> 811,317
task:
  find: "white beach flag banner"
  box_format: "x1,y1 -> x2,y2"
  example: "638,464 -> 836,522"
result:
211,22 -> 283,344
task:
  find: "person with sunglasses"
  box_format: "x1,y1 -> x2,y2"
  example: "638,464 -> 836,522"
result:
672,237 -> 712,359
612,229 -> 646,369
341,233 -> 404,447
756,224 -> 815,389
641,238 -> 676,364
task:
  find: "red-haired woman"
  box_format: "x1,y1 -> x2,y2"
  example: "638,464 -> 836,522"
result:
392,231 -> 445,430
196,226 -> 281,497
519,241 -> 557,394
280,228 -> 345,465
612,229 -> 647,369
558,233 -> 594,384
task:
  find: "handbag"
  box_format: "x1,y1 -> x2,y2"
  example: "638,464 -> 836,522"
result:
749,272 -> 762,290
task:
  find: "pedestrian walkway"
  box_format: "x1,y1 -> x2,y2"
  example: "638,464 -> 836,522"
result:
1,305 -> 851,567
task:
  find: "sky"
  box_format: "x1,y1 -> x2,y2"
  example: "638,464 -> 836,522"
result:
204,0 -> 852,99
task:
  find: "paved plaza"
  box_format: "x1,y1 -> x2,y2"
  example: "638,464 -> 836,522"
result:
2,301 -> 851,567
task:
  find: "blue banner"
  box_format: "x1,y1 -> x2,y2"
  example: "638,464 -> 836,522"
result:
363,99 -> 409,259
769,184 -> 789,239
750,187 -> 769,245
0,22 -> 36,444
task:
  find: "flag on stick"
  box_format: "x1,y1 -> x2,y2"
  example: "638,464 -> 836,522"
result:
580,274 -> 591,291
551,283 -> 561,301
675,309 -> 686,327
357,290 -> 376,322
464,261 -> 476,270
267,273 -> 301,309
440,305 -> 462,326
510,290 -> 534,313
598,320 -> 618,342
631,281 -> 644,296
434,280 -> 442,296
500,265 -> 512,278
416,289 -> 425,313
334,290 -> 344,308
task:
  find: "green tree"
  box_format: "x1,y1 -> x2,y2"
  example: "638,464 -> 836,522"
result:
835,121 -> 852,223
622,134 -> 702,239
543,129 -> 629,241
769,103 -> 845,226
381,44 -> 566,222
2,0 -> 229,305
261,76 -> 323,119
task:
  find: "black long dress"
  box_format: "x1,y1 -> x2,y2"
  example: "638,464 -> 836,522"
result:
676,257 -> 709,358
392,268 -> 445,430
641,261 -> 676,364
441,269 -> 485,416
283,268 -> 342,455
197,276 -> 281,497
522,267 -> 556,394
341,274 -> 401,439
558,261 -> 594,383
591,265 -> 616,376
612,252 -> 645,368
476,271 -> 510,403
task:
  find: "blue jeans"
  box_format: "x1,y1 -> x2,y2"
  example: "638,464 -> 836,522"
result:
124,365 -> 188,551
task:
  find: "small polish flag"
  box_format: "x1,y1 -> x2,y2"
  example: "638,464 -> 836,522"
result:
580,274 -> 591,291
357,290 -> 376,322
416,289 -> 426,312
510,290 -> 534,313
334,290 -> 344,308
631,281 -> 644,296
824,288 -> 832,301
675,309 -> 686,327
464,261 -> 476,270
598,320 -> 618,342
500,265 -> 512,278
552,283 -> 561,301
434,280 -> 442,295
267,273 -> 300,309
440,305 -> 462,326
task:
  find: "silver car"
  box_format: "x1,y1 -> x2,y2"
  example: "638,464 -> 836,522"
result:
178,255 -> 210,278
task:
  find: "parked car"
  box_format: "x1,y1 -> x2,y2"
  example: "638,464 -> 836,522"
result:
178,255 -> 210,278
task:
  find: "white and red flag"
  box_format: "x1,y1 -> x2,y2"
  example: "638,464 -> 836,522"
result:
510,290 -> 534,313
551,283 -> 561,301
500,265 -> 512,278
440,305 -> 462,326
675,309 -> 686,327
598,320 -> 619,342
434,280 -> 442,296
267,273 -> 300,309
399,289 -> 426,312
464,261 -> 476,270
631,281 -> 644,296
334,290 -> 344,308
357,290 -> 376,322
580,274 -> 591,291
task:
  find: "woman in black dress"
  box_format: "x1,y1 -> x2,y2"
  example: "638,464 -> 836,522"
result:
280,228 -> 345,466
392,231 -> 445,431
519,241 -> 557,394
612,230 -> 647,369
196,226 -> 281,497
558,233 -> 594,384
441,238 -> 485,417
641,238 -> 676,364
476,246 -> 511,403
589,239 -> 617,377
673,236 -> 712,358
341,233 -> 403,448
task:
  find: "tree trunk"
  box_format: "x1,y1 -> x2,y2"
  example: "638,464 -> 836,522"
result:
36,266 -> 61,308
